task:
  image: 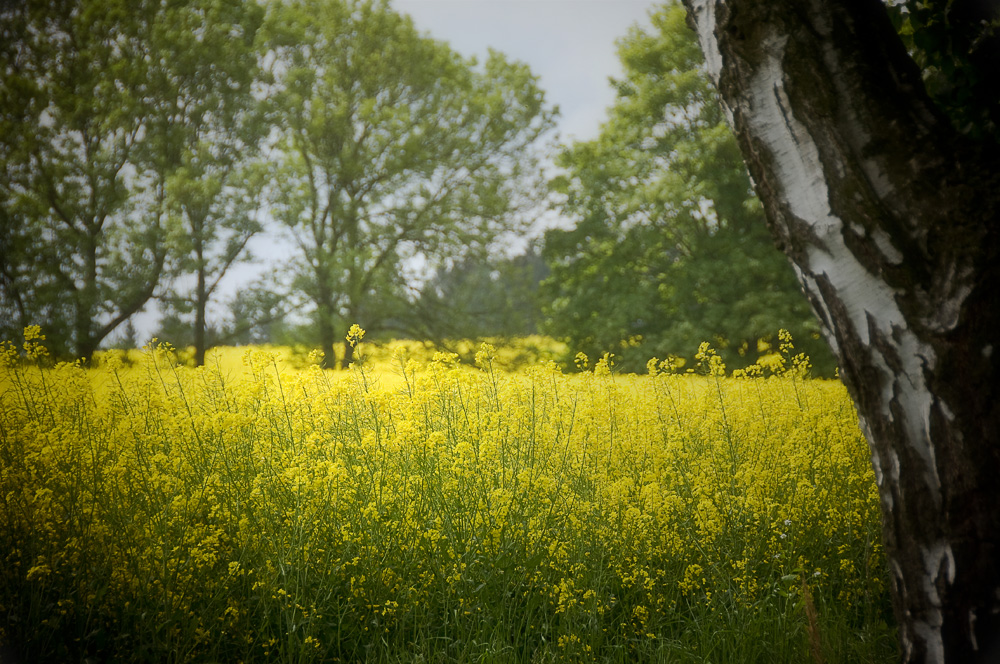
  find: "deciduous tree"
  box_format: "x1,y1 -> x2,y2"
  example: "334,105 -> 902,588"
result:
155,0 -> 267,366
409,245 -> 548,343
0,0 -> 169,359
0,0 -> 266,362
543,4 -> 832,373
263,0 -> 555,367
682,0 -> 1000,660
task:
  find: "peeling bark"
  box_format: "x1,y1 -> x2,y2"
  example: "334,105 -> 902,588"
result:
682,1 -> 1000,661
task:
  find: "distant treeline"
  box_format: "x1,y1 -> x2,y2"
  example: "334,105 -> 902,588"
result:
0,0 -> 834,374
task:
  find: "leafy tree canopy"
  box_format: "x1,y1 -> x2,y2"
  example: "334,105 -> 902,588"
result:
263,0 -> 556,367
0,0 -> 265,360
154,0 -> 268,366
541,2 -> 835,374
887,0 -> 1000,141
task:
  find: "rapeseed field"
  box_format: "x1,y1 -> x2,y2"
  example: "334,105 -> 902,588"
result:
0,326 -> 895,663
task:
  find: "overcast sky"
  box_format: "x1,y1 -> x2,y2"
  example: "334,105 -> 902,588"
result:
393,0 -> 661,144
389,0 -> 663,242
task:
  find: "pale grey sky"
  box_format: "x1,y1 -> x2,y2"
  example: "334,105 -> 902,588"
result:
389,0 -> 663,242
394,0 -> 661,143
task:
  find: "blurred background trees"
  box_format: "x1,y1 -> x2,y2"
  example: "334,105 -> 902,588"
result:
408,245 -> 548,343
2,0 -> 836,374
262,0 -> 555,367
154,0 -> 269,367
541,3 -> 834,374
0,0 -> 268,362
1,0 -> 173,359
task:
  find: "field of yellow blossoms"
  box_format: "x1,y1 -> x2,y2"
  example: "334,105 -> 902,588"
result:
0,326 -> 895,663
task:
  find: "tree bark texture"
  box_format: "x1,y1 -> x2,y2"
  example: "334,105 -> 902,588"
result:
682,1 -> 1000,661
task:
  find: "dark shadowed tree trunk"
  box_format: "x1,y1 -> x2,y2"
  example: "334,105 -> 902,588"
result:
194,250 -> 207,368
681,0 -> 1000,661
316,302 -> 338,371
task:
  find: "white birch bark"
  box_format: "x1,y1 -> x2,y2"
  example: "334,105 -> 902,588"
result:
683,1 -> 1000,661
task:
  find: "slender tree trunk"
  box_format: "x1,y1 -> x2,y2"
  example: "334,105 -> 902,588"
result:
194,265 -> 207,367
76,232 -> 99,362
342,212 -> 360,371
316,312 -> 336,370
315,273 -> 338,370
682,1 -> 1000,661
341,337 -> 354,369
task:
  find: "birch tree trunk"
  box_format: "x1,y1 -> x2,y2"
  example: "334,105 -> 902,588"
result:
680,1 -> 1000,661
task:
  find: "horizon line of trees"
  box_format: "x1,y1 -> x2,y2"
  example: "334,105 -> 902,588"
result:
2,0 -> 834,374
0,0 -> 558,368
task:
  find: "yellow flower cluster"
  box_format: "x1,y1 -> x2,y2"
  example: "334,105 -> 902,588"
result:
0,328 -> 892,662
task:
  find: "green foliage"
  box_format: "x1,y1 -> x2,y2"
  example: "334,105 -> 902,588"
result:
0,0 -> 269,361
541,2 -> 835,375
154,0 -> 269,366
263,0 -> 557,367
887,0 -> 1000,142
408,245 -> 549,342
0,0 -> 171,358
223,278 -> 301,347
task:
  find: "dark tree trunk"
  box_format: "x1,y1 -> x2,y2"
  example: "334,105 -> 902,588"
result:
682,1 -> 1000,661
194,267 -> 207,367
76,328 -> 99,364
315,279 -> 337,370
317,314 -> 336,370
76,233 -> 99,362
341,338 -> 354,369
